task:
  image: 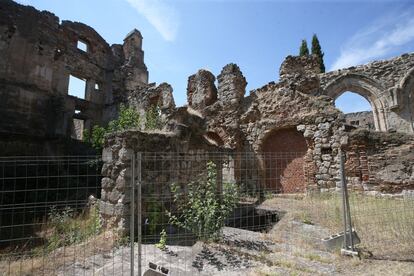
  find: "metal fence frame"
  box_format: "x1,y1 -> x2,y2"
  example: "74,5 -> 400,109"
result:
0,152 -> 413,275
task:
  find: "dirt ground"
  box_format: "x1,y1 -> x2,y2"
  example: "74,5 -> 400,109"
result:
3,195 -> 414,275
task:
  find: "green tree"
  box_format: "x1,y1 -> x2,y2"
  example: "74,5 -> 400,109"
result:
299,39 -> 309,56
311,34 -> 325,73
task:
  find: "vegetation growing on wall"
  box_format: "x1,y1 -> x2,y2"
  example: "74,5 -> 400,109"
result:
145,105 -> 163,130
168,161 -> 239,241
83,104 -> 163,150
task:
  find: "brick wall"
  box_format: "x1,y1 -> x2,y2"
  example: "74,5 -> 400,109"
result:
262,128 -> 307,193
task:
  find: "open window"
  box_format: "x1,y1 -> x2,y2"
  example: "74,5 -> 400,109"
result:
335,91 -> 374,130
68,75 -> 87,99
77,40 -> 88,52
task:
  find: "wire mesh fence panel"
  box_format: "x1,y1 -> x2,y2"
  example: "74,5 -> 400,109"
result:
346,154 -> 414,261
126,151 -> 344,276
0,156 -> 127,276
1,152 -> 412,276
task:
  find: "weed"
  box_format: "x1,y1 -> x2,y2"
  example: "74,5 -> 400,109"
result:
156,229 -> 167,250
45,205 -> 101,252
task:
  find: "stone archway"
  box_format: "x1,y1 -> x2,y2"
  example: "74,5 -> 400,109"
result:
398,68 -> 414,132
323,74 -> 388,131
261,128 -> 308,193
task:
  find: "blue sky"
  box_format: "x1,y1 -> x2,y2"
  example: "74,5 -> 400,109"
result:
17,0 -> 414,113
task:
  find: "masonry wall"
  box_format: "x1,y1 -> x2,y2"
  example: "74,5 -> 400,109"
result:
182,58 -> 348,193
345,129 -> 414,194
0,0 -> 149,155
99,129 -> 221,234
261,128 -> 307,193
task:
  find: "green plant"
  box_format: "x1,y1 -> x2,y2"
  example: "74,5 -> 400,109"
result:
83,125 -> 106,150
168,161 -> 239,241
84,104 -> 163,150
264,191 -> 275,200
146,200 -> 163,235
156,229 -> 167,250
145,105 -> 163,130
83,104 -> 141,150
108,104 -> 141,132
311,34 -> 325,73
299,39 -> 309,56
300,212 -> 313,225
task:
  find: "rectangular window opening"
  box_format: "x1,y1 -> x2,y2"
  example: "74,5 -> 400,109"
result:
77,40 -> 88,52
71,118 -> 85,140
68,75 -> 86,99
94,83 -> 100,90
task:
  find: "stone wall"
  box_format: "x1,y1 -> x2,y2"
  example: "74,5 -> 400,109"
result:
99,129 -> 221,233
344,111 -> 375,130
0,0 -> 149,155
319,53 -> 414,133
344,129 -> 414,194
2,0 -> 414,195
181,59 -> 348,193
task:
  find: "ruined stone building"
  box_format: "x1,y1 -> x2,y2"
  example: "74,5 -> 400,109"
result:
1,0 -> 414,225
0,0 -> 174,155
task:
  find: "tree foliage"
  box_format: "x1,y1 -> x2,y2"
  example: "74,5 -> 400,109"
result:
311,34 -> 325,73
168,161 -> 239,241
299,39 -> 309,56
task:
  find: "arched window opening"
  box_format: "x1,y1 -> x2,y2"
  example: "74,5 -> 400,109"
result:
335,91 -> 375,130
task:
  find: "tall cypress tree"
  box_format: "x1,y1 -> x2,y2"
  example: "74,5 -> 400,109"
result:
311,34 -> 325,73
299,39 -> 309,56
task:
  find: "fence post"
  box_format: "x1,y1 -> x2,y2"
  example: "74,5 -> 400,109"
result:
339,148 -> 359,257
130,153 -> 135,276
137,152 -> 142,276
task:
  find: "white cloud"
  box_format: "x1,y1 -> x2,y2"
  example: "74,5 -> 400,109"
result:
125,0 -> 179,41
331,9 -> 414,70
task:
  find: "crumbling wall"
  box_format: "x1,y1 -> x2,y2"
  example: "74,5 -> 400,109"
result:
0,0 -> 149,155
99,129 -> 220,233
345,129 -> 414,194
344,111 -> 375,130
127,82 -> 175,125
319,53 -> 414,133
187,69 -> 217,111
183,57 -> 347,193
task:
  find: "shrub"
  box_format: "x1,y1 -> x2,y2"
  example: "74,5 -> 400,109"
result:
84,104 -> 163,150
108,104 -> 141,132
168,161 -> 239,241
145,105 -> 163,130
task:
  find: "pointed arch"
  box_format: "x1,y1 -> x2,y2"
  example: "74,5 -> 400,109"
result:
323,73 -> 388,131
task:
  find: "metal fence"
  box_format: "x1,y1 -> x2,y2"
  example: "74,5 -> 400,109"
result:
0,156 -> 106,276
0,152 -> 413,275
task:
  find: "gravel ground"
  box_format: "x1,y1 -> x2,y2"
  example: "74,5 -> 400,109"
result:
55,197 -> 414,276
